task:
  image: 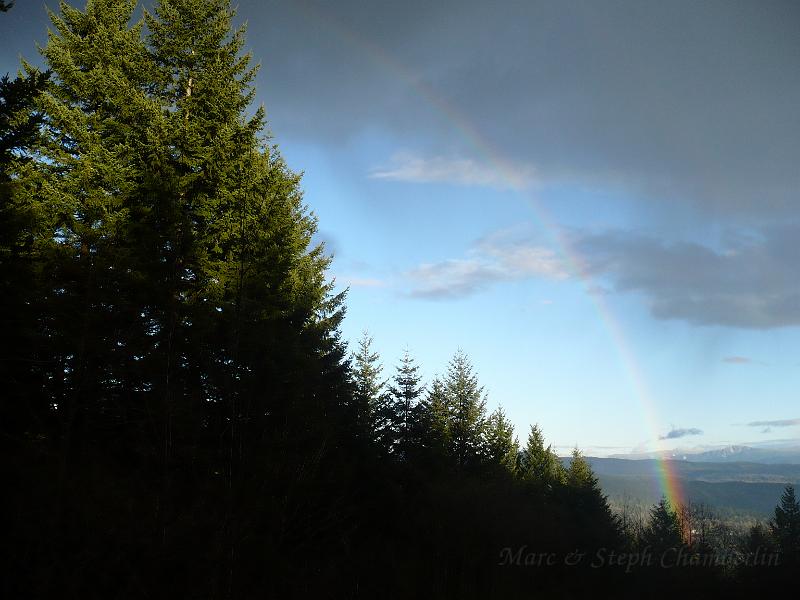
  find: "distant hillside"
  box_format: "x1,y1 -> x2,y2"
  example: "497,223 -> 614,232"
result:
608,444 -> 800,464
563,457 -> 800,518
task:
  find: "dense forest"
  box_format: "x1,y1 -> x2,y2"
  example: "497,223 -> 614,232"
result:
1,1 -> 798,597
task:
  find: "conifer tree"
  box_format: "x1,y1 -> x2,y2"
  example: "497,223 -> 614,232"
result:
770,485 -> 800,564
419,375 -> 451,462
3,3 -> 353,592
352,332 -> 388,444
518,424 -> 564,487
566,447 -> 596,489
387,349 -> 425,458
444,350 -> 487,468
140,0 -> 351,453
643,497 -> 685,554
1,0 -> 156,447
484,406 -> 518,473
564,448 -> 618,536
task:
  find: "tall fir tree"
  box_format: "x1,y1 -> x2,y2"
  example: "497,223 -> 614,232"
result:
643,497 -> 685,555
140,3 -> 353,582
352,331 -> 388,446
444,350 -> 487,468
770,484 -> 800,564
419,375 -> 451,463
562,447 -> 618,543
483,406 -> 518,473
566,447 -> 595,489
518,424 -> 564,487
2,0 -> 157,450
3,1 -> 353,595
386,349 -> 425,459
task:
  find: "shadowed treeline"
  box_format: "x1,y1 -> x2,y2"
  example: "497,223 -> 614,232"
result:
1,1 -> 798,598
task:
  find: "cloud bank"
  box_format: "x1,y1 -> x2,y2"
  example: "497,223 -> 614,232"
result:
746,418 -> 800,428
405,224 -> 800,329
577,226 -> 800,329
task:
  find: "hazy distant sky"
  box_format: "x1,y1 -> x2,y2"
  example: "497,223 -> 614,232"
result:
4,0 -> 799,454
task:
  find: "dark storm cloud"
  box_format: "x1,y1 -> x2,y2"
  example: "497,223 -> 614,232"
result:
240,0 -> 800,218
577,224 -> 800,328
659,428 -> 703,440
5,1 -> 798,217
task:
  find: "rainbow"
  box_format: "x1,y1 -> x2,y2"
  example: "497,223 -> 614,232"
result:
294,1 -> 685,511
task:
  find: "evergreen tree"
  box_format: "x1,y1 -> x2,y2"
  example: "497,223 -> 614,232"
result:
386,349 -> 425,459
483,406 -> 518,473
1,0 -> 156,450
140,3 -> 353,581
566,447 -> 596,489
3,1 -> 353,594
139,0 -> 352,457
418,375 -> 451,463
352,331 -> 388,444
562,447 -> 619,543
643,497 -> 685,555
518,424 -> 564,487
770,484 -> 800,564
444,350 -> 487,468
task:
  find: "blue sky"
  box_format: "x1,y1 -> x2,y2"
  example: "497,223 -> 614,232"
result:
4,0 -> 799,454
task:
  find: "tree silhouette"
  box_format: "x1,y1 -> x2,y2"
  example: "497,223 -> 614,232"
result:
386,349 -> 425,459
643,497 -> 685,555
770,485 -> 800,564
352,331 -> 388,444
518,424 -> 564,487
444,350 -> 487,468
484,406 -> 518,473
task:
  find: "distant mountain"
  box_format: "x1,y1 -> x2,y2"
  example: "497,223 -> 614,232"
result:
566,456 -> 800,518
689,445 -> 800,464
577,457 -> 800,482
608,444 -> 800,464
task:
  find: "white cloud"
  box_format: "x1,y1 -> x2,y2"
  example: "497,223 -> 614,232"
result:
369,152 -> 537,190
406,231 -> 567,299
